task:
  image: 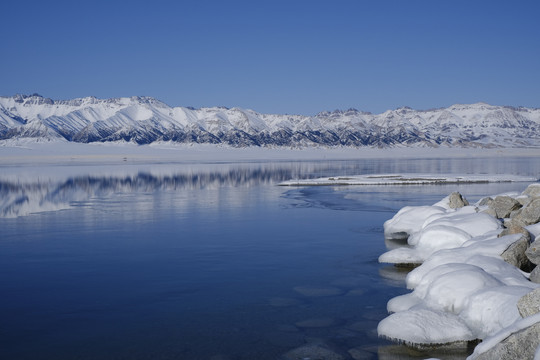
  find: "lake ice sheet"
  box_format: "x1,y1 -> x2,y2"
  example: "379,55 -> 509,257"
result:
0,157 -> 539,359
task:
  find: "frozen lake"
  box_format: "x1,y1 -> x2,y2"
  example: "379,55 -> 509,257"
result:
0,156 -> 538,359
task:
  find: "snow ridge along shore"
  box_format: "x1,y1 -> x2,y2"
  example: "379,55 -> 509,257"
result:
378,184 -> 540,359
279,174 -> 538,186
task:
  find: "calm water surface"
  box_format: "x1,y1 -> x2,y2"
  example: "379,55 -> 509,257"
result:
0,157 -> 538,359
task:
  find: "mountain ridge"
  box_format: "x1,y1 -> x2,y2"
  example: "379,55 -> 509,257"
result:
1,94 -> 539,148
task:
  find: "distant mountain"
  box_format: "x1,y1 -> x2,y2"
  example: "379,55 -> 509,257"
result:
1,94 -> 539,148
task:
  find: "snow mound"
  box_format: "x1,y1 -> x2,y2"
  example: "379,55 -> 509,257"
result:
378,308 -> 475,345
406,234 -> 526,289
380,203 -> 502,265
423,211 -> 501,238
383,205 -> 446,240
461,285 -> 532,339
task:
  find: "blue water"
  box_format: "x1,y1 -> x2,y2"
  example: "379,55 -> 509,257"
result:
0,157 -> 538,359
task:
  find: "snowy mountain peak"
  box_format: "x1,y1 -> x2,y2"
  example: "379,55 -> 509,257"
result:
11,93 -> 54,105
0,95 -> 539,148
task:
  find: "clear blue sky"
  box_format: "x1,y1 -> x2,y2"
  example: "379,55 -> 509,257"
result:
2,0 -> 539,115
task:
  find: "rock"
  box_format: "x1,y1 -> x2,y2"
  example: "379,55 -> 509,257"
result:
294,317 -> 342,328
526,239 -> 540,265
333,328 -> 360,339
477,196 -> 493,207
209,355 -> 231,360
509,209 -> 522,219
268,297 -> 304,307
517,196 -> 533,207
378,344 -> 469,360
346,288 -> 366,296
348,347 -> 376,360
281,343 -> 344,360
448,192 -> 469,209
530,266 -> 540,283
347,320 -> 379,333
293,286 -> 345,297
522,183 -> 540,197
276,324 -> 300,333
473,321 -> 540,360
526,223 -> 540,239
514,198 -> 540,225
481,207 -> 497,217
489,196 -> 522,218
500,233 -> 533,271
330,277 -> 366,288
504,216 -> 521,227
501,220 -> 529,237
264,331 -> 304,348
517,288 -> 540,317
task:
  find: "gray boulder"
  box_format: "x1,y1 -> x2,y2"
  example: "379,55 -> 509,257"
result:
530,266 -> 540,284
517,196 -> 533,207
281,343 -> 344,360
481,207 -> 497,218
500,233 -> 533,271
509,209 -> 522,219
518,288 -> 540,317
448,192 -> 469,209
473,321 -> 540,360
477,197 -> 493,207
503,217 -> 530,236
515,198 -> 540,225
526,239 -> 540,266
522,183 -> 540,197
502,219 -> 529,236
489,196 -> 522,218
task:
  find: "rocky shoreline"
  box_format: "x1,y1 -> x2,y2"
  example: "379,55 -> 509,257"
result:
379,183 -> 540,359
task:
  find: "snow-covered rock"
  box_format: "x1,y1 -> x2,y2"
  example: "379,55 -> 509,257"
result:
380,200 -> 502,265
383,205 -> 446,240
378,185 -> 540,354
378,308 -> 475,345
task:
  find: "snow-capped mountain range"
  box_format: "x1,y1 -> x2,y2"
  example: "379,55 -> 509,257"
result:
1,94 -> 539,147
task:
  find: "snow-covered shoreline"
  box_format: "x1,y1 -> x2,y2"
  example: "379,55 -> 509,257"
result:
279,174 -> 538,186
1,140 -> 540,165
378,184 -> 540,359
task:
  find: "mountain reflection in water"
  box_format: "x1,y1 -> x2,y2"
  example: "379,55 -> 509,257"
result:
0,167 -> 299,218
2,155 -> 538,218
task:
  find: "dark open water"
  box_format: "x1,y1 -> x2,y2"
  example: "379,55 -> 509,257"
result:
0,157 -> 538,359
